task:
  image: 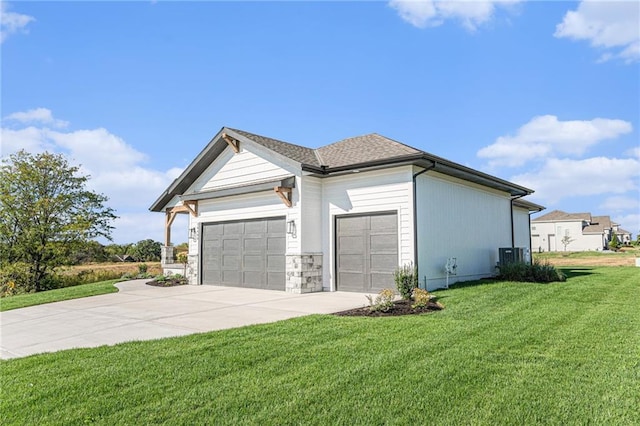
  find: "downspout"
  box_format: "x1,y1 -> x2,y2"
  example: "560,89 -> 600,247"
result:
412,162 -> 436,288
510,194 -> 526,248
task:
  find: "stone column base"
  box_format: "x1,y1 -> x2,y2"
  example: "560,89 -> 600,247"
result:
286,254 -> 323,293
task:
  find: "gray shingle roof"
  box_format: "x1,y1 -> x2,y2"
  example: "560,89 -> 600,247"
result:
316,134 -> 421,168
150,126 -> 536,212
532,210 -> 592,222
228,128 -> 320,166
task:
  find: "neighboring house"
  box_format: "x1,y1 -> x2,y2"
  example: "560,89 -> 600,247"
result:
150,127 -> 542,292
530,210 -> 630,252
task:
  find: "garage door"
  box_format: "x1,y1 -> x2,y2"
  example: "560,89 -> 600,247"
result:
201,217 -> 286,290
336,212 -> 398,292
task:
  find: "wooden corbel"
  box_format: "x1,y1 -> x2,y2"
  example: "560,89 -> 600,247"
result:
183,200 -> 198,217
222,132 -> 240,153
274,186 -> 292,208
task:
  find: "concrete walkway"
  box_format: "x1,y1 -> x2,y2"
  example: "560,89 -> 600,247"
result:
0,280 -> 370,360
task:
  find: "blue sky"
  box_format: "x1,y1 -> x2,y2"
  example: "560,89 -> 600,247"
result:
2,0 -> 639,244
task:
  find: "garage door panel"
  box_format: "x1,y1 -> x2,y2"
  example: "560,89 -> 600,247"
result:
267,254 -> 285,269
338,216 -> 368,232
371,254 -> 397,270
336,212 -> 398,292
244,238 -> 265,251
370,214 -> 397,230
243,255 -> 263,270
370,234 -> 397,252
339,236 -> 365,252
201,217 -> 285,290
339,254 -> 364,272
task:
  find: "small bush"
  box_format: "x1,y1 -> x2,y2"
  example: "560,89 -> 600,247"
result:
0,262 -> 33,296
138,263 -> 148,274
176,252 -> 188,265
411,288 -> 431,309
498,260 -> 565,283
366,288 -> 396,312
394,262 -> 418,300
154,274 -> 167,282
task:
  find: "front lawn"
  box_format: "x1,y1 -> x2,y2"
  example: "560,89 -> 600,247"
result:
0,280 -> 119,312
1,267 -> 639,425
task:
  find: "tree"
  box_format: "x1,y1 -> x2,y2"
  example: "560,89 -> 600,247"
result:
0,150 -> 116,291
560,235 -> 574,251
131,239 -> 161,262
608,232 -> 620,251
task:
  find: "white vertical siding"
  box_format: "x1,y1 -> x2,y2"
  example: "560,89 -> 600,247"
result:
321,166 -> 414,291
300,175 -> 323,253
513,206 -> 532,262
416,171 -> 511,290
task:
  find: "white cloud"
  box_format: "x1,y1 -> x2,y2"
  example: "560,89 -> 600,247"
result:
1,109 -> 182,244
512,156 -> 639,204
626,146 -> 640,159
554,0 -> 640,63
478,115 -> 632,167
388,0 -> 520,31
4,108 -> 69,128
1,2 -> 35,43
599,195 -> 640,213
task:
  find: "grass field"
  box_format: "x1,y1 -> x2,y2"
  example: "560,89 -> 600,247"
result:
1,266 -> 638,425
0,280 -> 120,312
533,246 -> 639,267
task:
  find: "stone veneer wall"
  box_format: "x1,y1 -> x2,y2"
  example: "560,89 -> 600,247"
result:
186,254 -> 199,285
286,254 -> 323,293
160,245 -> 175,265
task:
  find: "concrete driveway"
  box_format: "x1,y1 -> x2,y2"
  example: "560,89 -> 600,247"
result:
0,280 -> 370,360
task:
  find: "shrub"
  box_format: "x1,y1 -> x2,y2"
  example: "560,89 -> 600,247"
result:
176,252 -> 188,265
154,275 -> 167,282
411,288 -> 431,309
0,262 -> 33,296
498,260 -> 565,283
138,263 -> 148,274
366,288 -> 396,312
394,262 -> 418,300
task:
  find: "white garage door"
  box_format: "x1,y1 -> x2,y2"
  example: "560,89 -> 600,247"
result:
201,217 -> 286,290
336,212 -> 398,292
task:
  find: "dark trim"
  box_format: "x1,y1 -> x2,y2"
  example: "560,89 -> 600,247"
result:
411,163 -> 436,287
181,176 -> 295,202
510,194 -> 526,248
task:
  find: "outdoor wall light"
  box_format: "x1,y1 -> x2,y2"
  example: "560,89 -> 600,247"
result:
189,227 -> 198,240
286,220 -> 296,236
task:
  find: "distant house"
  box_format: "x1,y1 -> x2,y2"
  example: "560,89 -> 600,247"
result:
151,127 -> 542,292
531,210 -> 631,252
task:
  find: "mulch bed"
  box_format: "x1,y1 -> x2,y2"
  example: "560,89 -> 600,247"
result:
146,278 -> 188,287
333,299 -> 444,317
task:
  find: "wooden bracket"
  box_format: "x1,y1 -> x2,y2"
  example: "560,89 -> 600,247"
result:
274,186 -> 292,208
222,132 -> 240,153
164,202 -> 198,246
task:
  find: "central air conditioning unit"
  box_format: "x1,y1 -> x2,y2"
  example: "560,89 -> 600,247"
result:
499,247 -> 525,266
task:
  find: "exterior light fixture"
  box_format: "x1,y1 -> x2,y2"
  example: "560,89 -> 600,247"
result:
286,220 -> 296,236
189,227 -> 198,240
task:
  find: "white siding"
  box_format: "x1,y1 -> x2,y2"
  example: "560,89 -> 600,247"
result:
189,147 -> 293,193
513,206 -> 532,262
300,175 -> 323,253
321,166 -> 414,291
416,171 -> 511,290
531,220 -> 605,252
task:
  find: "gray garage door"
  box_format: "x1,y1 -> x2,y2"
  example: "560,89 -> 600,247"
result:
201,217 -> 286,290
336,212 -> 398,292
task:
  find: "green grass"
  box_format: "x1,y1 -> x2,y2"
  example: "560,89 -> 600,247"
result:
0,280 -> 119,312
534,247 -> 639,260
2,267 -> 639,425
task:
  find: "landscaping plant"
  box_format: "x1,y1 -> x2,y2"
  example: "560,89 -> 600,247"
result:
394,262 -> 418,300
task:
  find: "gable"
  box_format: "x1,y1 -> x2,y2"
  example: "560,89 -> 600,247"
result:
187,147 -> 293,194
